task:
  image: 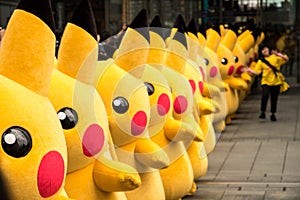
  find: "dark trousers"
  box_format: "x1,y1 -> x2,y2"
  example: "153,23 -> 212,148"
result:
261,84 -> 281,113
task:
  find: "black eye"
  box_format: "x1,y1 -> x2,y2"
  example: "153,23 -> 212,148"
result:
112,97 -> 129,114
234,56 -> 239,63
204,58 -> 209,66
57,107 -> 78,130
221,58 -> 228,65
144,82 -> 154,96
2,126 -> 32,158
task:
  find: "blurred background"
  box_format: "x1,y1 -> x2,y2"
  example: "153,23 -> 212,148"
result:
1,0 -> 299,81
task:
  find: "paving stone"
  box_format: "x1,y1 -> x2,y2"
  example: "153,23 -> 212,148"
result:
222,190 -> 265,200
183,82 -> 300,199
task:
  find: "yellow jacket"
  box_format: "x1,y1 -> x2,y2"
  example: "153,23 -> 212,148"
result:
254,54 -> 287,86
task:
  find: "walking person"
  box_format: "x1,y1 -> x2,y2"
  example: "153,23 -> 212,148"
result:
248,45 -> 289,121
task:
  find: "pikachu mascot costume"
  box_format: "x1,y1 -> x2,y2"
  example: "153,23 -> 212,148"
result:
96,10 -> 170,200
48,1 -> 141,199
198,26 -> 228,133
95,58 -> 170,200
113,10 -> 199,199
0,0 -> 71,199
232,29 -> 255,103
148,15 -> 208,182
207,28 -> 247,125
163,15 -> 217,156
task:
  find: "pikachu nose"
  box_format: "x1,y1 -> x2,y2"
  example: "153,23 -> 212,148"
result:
82,124 -> 105,157
131,111 -> 147,136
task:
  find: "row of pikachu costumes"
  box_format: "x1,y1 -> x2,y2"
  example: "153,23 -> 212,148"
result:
0,0 -> 264,199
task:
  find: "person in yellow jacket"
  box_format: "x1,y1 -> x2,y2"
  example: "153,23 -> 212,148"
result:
248,45 -> 289,121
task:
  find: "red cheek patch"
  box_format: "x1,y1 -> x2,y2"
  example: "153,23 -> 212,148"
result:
37,151 -> 65,198
210,66 -> 218,77
199,66 -> 205,81
189,79 -> 196,94
131,111 -> 147,136
82,124 -> 105,157
174,95 -> 188,114
236,65 -> 245,74
199,81 -> 204,94
157,93 -> 170,116
228,65 -> 235,75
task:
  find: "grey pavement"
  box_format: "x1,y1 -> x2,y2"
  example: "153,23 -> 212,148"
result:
184,75 -> 300,200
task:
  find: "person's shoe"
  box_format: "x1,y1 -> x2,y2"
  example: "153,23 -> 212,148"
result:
270,114 -> 277,121
259,112 -> 266,119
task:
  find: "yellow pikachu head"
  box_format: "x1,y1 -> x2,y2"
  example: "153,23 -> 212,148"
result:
233,31 -> 255,76
48,0 -> 110,173
0,0 -> 68,199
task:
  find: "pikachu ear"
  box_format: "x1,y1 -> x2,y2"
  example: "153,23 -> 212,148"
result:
57,0 -> 98,85
238,33 -> 255,53
114,9 -> 149,70
169,14 -> 187,49
149,15 -> 166,41
206,28 -> 220,52
0,0 -> 56,96
220,29 -> 237,51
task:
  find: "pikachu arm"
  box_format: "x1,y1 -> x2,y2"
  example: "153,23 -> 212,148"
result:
93,156 -> 141,192
241,71 -> 253,83
181,114 -> 204,142
224,77 -> 248,91
203,83 -> 221,98
222,81 -> 229,91
164,117 -> 201,142
197,98 -> 216,115
203,96 -> 221,113
135,138 -> 170,169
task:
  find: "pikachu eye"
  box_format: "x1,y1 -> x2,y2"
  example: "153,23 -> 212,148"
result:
57,107 -> 78,130
112,96 -> 129,114
144,82 -> 154,96
221,58 -> 228,65
204,58 -> 209,66
2,126 -> 32,158
234,56 -> 239,63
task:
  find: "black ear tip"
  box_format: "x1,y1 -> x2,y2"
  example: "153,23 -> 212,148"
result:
70,0 -> 97,40
173,14 -> 187,33
150,15 -> 162,28
16,0 -> 55,33
127,8 -> 149,43
129,8 -> 148,28
187,18 -> 198,36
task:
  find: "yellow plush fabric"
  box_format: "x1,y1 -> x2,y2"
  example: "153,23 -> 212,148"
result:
57,23 -> 97,85
114,27 -> 149,71
0,10 -> 54,97
233,32 -> 255,103
0,5 -> 69,200
202,45 -> 228,133
95,60 -> 170,200
165,35 -> 217,155
148,31 -> 208,187
49,11 -> 142,199
112,23 -> 199,198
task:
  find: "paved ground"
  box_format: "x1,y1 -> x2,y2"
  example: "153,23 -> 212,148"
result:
184,75 -> 300,200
